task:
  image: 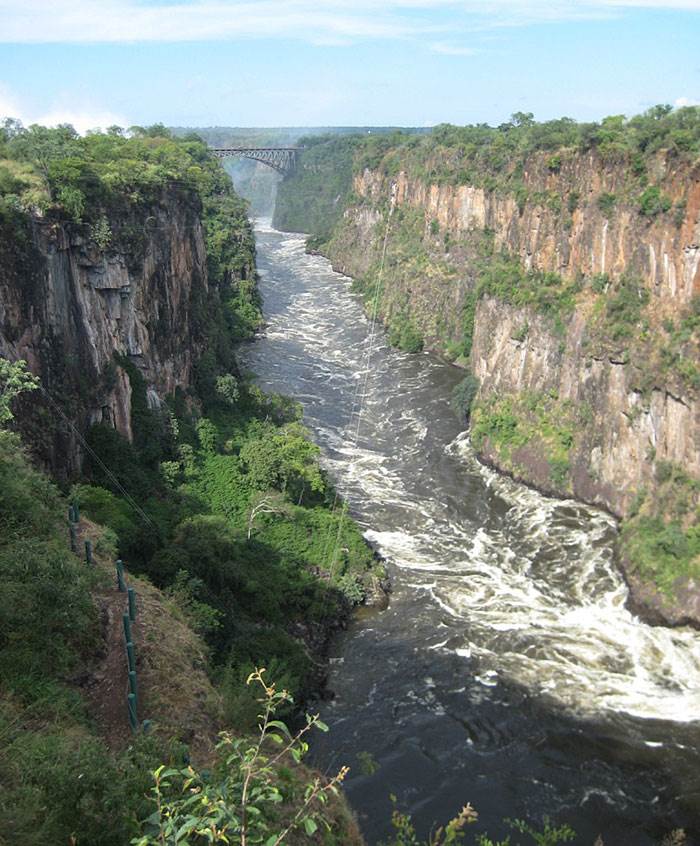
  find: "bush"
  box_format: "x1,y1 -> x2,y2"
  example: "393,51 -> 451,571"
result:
639,185 -> 673,217
0,433 -> 99,684
597,192 -> 617,218
451,374 -> 480,421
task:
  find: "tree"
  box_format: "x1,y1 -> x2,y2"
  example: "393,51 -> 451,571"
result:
0,358 -> 39,426
238,423 -> 325,500
246,491 -> 293,540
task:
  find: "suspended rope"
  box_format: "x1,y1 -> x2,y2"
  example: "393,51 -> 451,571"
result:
324,183 -> 398,576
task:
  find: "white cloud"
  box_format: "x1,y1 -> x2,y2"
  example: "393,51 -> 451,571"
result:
0,0 -> 698,45
0,84 -> 129,132
675,96 -> 700,107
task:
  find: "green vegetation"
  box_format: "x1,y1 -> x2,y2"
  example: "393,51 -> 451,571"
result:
381,801 -> 576,846
0,121 -> 382,842
621,463 -> 700,596
76,366 -> 381,724
475,254 -> 578,334
589,271 -> 650,344
451,374 -> 480,422
638,185 -> 673,217
134,669 -> 359,846
597,192 -> 617,218
0,428 -> 163,845
470,391 -> 580,491
0,358 -> 38,423
273,134 -> 362,239
388,312 -> 425,353
357,105 -> 700,192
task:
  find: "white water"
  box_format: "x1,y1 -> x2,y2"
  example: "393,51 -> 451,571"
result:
244,220 -> 700,842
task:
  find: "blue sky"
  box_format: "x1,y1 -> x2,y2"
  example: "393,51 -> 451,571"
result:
0,1 -> 698,130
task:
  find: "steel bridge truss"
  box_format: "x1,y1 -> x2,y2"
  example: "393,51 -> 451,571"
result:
210,147 -> 301,174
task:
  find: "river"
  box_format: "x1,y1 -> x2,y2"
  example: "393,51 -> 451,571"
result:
241,220 -> 700,845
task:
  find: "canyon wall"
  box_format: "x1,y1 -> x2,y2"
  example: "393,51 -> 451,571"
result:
0,194 -> 227,480
318,149 -> 700,623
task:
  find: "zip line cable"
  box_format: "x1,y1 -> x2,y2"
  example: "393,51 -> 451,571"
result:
37,383 -> 156,529
323,186 -> 398,576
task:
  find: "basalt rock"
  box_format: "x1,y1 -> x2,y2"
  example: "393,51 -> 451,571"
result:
0,194 -> 210,481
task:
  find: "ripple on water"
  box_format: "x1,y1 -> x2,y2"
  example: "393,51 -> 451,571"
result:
243,220 -> 700,844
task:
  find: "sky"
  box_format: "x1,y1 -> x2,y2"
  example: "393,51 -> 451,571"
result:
0,0 -> 698,130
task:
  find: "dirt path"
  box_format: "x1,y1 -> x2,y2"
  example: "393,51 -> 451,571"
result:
77,523 -> 143,750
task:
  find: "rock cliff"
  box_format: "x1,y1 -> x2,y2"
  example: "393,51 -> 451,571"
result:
0,193 -> 240,480
314,145 -> 700,624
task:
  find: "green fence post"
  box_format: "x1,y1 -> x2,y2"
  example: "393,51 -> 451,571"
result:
73,502 -> 80,522
69,524 -> 77,553
122,612 -> 132,645
127,693 -> 138,732
128,669 -> 138,703
85,539 -> 93,566
68,505 -> 75,524
126,641 -> 136,673
127,587 -> 136,622
142,719 -> 152,734
116,560 -> 126,592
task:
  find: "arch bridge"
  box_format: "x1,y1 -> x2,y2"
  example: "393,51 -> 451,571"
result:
210,146 -> 302,174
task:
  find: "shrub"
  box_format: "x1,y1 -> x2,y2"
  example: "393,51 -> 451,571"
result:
639,185 -> 672,217
597,192 -> 617,218
450,374 -> 480,421
135,670 -> 348,846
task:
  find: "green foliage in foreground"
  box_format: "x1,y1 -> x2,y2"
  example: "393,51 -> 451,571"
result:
137,671 -> 583,846
0,429 -> 172,845
134,669 -> 352,846
381,803 -> 575,846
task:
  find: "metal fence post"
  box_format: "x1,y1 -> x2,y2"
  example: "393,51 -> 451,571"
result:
127,587 -> 136,622
116,560 -> 126,592
126,641 -> 136,673
127,693 -> 138,732
122,612 -> 132,645
85,539 -> 93,566
128,669 -> 138,703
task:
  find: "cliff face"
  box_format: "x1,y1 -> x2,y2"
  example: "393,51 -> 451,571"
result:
327,155 -> 700,515
0,195 -> 213,479
355,154 -> 700,303
320,150 -> 700,623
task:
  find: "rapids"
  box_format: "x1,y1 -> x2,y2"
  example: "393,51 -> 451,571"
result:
241,220 -> 700,845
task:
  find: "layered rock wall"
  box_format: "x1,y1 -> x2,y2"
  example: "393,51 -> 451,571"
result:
324,153 -> 700,521
354,153 -> 700,304
0,195 -> 208,479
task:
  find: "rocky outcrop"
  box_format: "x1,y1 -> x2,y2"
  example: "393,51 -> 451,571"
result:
326,155 -> 700,519
317,150 -> 700,624
354,153 -> 700,304
0,195 -> 211,480
470,296 -> 699,518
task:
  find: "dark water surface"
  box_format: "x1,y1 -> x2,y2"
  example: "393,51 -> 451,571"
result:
241,221 -> 700,845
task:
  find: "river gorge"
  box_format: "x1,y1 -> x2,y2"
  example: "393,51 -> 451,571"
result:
242,219 -> 700,845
